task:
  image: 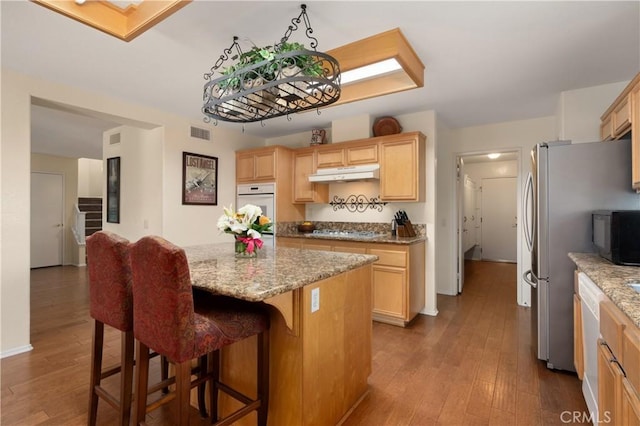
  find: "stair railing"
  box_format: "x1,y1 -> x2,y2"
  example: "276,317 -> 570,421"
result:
72,204 -> 86,245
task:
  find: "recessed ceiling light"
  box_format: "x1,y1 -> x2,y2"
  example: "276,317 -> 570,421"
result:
487,153 -> 501,159
75,0 -> 86,4
340,59 -> 403,85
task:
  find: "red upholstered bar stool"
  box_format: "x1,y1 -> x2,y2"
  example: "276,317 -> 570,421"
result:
130,235 -> 270,426
86,230 -> 136,426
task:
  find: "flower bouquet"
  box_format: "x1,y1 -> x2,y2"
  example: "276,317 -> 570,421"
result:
217,204 -> 272,257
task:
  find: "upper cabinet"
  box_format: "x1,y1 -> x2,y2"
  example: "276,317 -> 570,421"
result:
236,147 -> 277,183
316,140 -> 379,169
235,145 -> 304,221
379,132 -> 426,202
600,72 -> 640,191
632,82 -> 640,191
293,148 -> 328,204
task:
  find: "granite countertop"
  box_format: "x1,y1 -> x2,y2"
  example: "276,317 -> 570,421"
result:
184,243 -> 378,302
569,252 -> 640,328
277,231 -> 426,245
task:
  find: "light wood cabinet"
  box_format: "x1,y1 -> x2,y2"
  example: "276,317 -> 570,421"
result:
598,299 -> 640,425
316,140 -> 379,169
236,147 -> 277,183
235,145 -> 304,222
600,72 -> 640,191
599,339 -> 624,425
293,148 -> 328,204
277,237 -> 426,327
379,132 -> 426,202
631,81 -> 640,191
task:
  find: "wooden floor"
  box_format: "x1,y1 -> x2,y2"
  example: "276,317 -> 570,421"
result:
0,261 -> 587,425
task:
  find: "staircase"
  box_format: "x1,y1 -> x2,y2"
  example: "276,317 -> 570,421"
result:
78,197 -> 102,237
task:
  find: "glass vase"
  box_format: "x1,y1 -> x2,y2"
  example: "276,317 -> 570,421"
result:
235,236 -> 258,258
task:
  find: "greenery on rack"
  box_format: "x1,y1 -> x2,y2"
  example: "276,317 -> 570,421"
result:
217,42 -> 325,92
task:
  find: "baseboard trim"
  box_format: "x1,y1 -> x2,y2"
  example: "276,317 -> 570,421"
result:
1,344 -> 34,359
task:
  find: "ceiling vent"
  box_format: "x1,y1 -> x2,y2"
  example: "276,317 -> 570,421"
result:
190,125 -> 211,141
109,133 -> 121,145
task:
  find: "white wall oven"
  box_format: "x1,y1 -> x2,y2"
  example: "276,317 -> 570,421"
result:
236,183 -> 275,247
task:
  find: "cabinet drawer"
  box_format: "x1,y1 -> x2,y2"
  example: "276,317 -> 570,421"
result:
369,249 -> 407,268
600,300 -> 631,359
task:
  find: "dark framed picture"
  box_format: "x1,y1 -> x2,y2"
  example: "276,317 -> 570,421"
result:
182,152 -> 218,205
106,157 -> 120,223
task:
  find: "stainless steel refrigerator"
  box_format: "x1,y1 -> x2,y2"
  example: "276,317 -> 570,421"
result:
523,139 -> 640,371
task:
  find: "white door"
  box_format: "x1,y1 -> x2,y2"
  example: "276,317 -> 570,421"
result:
31,172 -> 64,268
481,177 -> 517,262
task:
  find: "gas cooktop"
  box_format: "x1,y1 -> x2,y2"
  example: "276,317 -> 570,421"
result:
311,230 -> 385,239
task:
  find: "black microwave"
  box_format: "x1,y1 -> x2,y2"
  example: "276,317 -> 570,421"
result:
592,210 -> 640,266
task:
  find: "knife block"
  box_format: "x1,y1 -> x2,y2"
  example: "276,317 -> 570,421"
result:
396,221 -> 416,237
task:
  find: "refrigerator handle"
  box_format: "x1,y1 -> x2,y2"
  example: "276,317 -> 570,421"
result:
523,172 -> 534,252
523,269 -> 537,288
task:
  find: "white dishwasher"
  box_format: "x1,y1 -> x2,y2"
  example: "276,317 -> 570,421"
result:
578,272 -> 606,425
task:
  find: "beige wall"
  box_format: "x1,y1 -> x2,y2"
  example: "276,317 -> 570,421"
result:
0,69 -> 263,357
78,158 -> 103,198
31,153 -> 80,266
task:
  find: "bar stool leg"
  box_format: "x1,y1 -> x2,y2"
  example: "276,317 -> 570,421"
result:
197,355 -> 208,418
87,320 -> 104,426
134,340 -> 150,426
119,330 -> 134,426
175,361 -> 192,426
210,350 -> 220,422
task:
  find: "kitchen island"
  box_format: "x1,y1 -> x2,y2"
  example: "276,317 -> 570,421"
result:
184,244 -> 378,426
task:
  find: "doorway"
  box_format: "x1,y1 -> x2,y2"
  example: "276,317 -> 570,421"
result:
456,151 -> 520,294
31,172 -> 64,268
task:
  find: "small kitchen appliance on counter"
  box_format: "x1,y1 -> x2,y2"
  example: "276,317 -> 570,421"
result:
592,210 -> 640,266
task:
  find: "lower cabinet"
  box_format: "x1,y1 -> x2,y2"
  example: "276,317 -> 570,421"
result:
598,299 -> 640,425
277,237 -> 426,326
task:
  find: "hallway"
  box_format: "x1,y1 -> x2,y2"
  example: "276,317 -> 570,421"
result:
0,261 -> 587,425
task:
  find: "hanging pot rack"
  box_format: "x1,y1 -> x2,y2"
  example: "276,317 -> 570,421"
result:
202,4 -> 341,124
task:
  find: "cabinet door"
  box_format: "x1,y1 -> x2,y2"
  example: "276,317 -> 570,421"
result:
632,82 -> 640,190
254,150 -> 276,181
236,153 -> 256,182
574,293 -> 584,380
379,134 -> 424,202
294,151 -> 317,203
599,340 -> 624,425
317,148 -> 345,168
346,143 -> 378,165
622,378 -> 640,426
372,265 -> 406,319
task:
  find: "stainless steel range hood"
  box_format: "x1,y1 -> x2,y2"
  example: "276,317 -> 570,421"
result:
308,164 -> 380,183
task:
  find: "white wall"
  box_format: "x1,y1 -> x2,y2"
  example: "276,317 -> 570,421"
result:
557,81 -> 629,143
78,158 -> 103,197
464,160 -> 518,182
0,69 -> 263,357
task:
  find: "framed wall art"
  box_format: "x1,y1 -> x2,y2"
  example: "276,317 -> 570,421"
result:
106,156 -> 120,223
182,152 -> 218,205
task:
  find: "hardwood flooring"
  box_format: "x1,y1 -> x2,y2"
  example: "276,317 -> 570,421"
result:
0,261 -> 587,425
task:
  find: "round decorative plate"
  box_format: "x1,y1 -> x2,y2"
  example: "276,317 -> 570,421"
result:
373,116 -> 402,136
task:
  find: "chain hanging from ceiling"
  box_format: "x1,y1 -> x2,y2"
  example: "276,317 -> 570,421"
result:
202,4 -> 341,124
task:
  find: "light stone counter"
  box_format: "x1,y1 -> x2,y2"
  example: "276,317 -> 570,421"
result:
184,243 -> 378,301
569,252 -> 640,328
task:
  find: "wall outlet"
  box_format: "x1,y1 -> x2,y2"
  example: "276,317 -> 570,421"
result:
311,288 -> 320,313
